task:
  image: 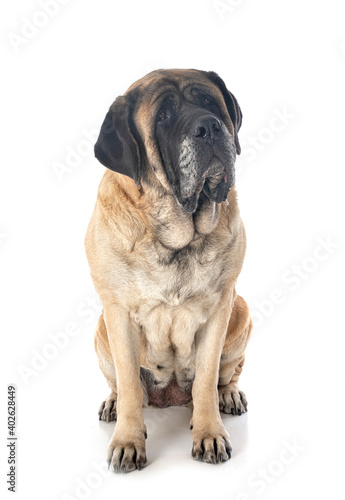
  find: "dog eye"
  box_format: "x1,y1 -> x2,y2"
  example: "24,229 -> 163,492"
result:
203,97 -> 212,106
158,111 -> 167,122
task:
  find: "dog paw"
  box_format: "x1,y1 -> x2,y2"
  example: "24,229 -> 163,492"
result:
98,392 -> 117,422
219,388 -> 247,415
192,431 -> 232,464
107,438 -> 147,473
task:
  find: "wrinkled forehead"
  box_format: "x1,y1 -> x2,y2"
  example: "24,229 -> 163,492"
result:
126,69 -> 229,134
126,69 -> 226,105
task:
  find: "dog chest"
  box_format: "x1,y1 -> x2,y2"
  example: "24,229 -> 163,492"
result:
128,242 -> 225,313
127,245 -> 224,375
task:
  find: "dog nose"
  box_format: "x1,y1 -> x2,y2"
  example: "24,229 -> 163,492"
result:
191,115 -> 221,140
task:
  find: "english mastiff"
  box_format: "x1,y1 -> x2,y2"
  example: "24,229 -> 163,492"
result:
85,69 -> 253,473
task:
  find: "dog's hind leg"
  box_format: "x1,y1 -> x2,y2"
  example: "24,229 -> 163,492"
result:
218,295 -> 253,415
94,314 -> 118,422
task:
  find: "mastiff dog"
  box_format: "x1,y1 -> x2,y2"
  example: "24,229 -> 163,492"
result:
85,69 -> 253,473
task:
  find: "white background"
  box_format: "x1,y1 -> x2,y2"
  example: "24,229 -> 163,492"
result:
1,0 -> 345,498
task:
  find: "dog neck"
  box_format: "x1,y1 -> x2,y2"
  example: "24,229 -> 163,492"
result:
140,175 -> 226,250
98,170 -> 236,252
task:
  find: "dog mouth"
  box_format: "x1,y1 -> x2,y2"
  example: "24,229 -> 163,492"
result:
180,158 -> 233,213
202,171 -> 230,204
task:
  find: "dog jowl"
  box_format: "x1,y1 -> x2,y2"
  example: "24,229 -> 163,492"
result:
85,69 -> 252,473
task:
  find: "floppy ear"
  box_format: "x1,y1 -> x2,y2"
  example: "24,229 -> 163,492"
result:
94,95 -> 141,184
205,71 -> 243,155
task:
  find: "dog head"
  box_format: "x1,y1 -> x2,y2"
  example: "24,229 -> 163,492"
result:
94,69 -> 242,213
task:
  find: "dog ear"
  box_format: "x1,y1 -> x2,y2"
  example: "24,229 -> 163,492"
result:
94,95 -> 141,184
205,71 -> 242,155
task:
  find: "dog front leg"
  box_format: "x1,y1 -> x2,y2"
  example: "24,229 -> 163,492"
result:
191,298 -> 233,464
103,303 -> 147,473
